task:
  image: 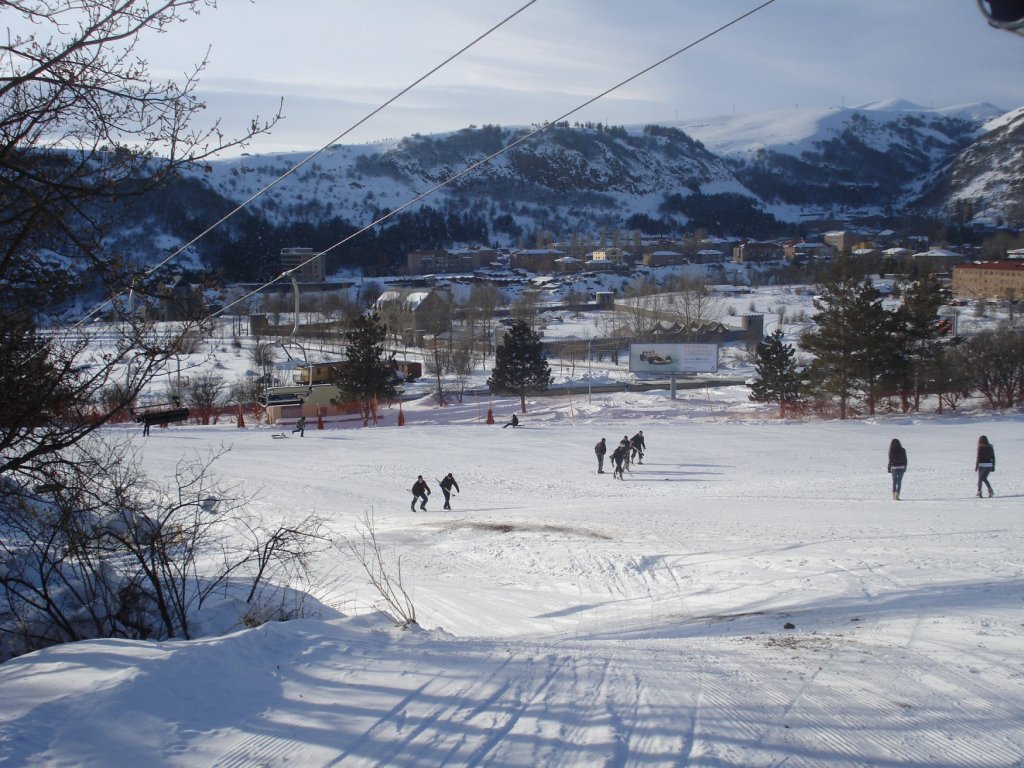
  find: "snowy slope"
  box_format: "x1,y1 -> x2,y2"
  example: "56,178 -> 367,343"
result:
679,101 -> 1004,159
1,386 -> 1022,766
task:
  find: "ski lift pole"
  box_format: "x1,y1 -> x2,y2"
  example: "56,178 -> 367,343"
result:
289,273 -> 301,337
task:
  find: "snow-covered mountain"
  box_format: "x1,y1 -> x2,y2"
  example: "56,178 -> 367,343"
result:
680,100 -> 1008,222
914,105 -> 1024,227
117,101 -> 1020,277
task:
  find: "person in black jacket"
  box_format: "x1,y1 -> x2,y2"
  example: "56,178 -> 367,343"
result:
611,442 -> 629,479
503,413 -> 520,428
439,473 -> 460,510
411,475 -> 431,511
887,438 -> 907,500
630,430 -> 646,464
975,435 -> 996,497
292,416 -> 306,437
594,438 -> 607,474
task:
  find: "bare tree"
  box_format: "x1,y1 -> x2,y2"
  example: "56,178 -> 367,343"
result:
564,287 -> 586,317
0,1 -> 279,485
448,340 -> 475,403
616,278 -> 667,342
185,371 -> 227,425
0,439 -> 328,659
465,283 -> 504,360
348,511 -> 417,629
663,276 -> 723,340
511,288 -> 544,332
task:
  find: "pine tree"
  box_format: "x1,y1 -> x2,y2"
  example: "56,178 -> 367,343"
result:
893,275 -> 948,411
800,274 -> 861,419
749,330 -> 802,417
333,313 -> 397,425
847,278 -> 899,415
801,273 -> 901,417
487,320 -> 552,413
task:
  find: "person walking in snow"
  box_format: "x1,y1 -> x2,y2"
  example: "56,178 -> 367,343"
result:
611,441 -> 629,479
887,438 -> 907,500
439,472 -> 460,510
411,475 -> 431,511
503,413 -> 520,429
594,437 -> 607,474
975,435 -> 996,498
292,416 -> 306,437
630,430 -> 646,464
620,435 -> 633,471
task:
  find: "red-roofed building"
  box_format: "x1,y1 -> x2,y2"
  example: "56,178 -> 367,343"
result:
952,261 -> 1024,301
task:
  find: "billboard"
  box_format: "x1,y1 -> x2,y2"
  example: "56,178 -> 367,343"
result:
628,343 -> 718,374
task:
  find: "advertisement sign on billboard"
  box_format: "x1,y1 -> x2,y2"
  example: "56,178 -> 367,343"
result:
628,343 -> 718,374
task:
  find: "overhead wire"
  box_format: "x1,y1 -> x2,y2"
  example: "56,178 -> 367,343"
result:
65,0 -> 540,333
212,0 -> 778,321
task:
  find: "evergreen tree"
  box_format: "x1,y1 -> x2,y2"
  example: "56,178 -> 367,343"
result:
801,273 -> 901,417
748,330 -> 802,417
487,320 -> 552,413
847,278 -> 899,415
892,275 -> 948,411
800,273 -> 861,419
333,313 -> 397,425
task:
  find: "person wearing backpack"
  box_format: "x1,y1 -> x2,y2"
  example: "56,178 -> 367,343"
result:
594,437 -> 607,474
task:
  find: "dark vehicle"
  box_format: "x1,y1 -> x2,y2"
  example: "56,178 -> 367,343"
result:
640,350 -> 673,365
391,360 -> 422,382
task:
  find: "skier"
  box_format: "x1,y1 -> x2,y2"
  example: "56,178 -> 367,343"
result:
630,430 -> 646,464
503,413 -> 520,429
611,441 -> 629,479
439,473 -> 460,510
292,416 -> 306,437
411,475 -> 431,511
975,435 -> 995,498
887,438 -> 907,500
594,437 -> 607,474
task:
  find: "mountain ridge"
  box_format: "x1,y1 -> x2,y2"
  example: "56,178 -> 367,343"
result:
115,101 -> 1023,277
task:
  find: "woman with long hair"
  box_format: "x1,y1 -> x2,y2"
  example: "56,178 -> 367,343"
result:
975,435 -> 996,498
887,438 -> 908,500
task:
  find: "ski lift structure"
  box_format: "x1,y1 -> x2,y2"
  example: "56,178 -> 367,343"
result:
128,354 -> 191,429
254,274 -> 350,424
256,339 -> 347,424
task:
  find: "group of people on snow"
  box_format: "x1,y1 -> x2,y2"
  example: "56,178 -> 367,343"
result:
594,431 -> 645,480
407,431 -> 996,512
887,434 -> 996,500
411,473 -> 461,511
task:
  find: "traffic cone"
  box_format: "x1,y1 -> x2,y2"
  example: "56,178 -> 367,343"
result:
397,401 -> 405,426
317,408 -> 324,430
486,398 -> 495,425
236,405 -> 245,429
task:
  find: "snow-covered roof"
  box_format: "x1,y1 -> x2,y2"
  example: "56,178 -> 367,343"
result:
405,291 -> 431,309
914,248 -> 961,257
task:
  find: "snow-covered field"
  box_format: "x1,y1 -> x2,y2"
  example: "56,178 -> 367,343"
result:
2,381 -> 1022,766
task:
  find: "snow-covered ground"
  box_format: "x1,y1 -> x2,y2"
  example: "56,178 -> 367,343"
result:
2,378 -> 1022,766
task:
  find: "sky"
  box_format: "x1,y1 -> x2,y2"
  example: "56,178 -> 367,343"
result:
1,281 -> 1023,764
133,0 -> 1024,156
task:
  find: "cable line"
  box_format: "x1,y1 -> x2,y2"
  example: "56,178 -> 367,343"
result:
66,0 -> 539,332
213,0 -> 777,320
